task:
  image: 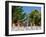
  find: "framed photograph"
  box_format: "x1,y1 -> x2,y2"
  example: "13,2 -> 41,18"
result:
5,1 -> 45,36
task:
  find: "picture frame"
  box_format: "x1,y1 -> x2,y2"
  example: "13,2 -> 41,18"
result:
5,1 -> 45,36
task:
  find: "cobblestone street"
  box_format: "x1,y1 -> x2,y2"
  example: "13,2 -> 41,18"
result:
12,26 -> 41,31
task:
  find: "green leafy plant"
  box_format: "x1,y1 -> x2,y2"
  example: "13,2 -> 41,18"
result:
12,6 -> 26,26
29,10 -> 41,26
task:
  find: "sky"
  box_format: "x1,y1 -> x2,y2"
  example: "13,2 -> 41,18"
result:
22,6 -> 41,14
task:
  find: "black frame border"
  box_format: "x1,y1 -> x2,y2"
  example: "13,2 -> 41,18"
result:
5,1 -> 45,36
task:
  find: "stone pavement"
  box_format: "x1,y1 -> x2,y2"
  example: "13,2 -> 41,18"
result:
12,26 -> 41,31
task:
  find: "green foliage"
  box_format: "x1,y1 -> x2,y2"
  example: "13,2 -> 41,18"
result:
29,10 -> 41,26
12,6 -> 26,23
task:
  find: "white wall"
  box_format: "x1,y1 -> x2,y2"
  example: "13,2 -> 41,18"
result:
0,0 -> 46,37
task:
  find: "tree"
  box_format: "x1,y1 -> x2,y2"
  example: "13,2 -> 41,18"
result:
12,6 -> 26,26
29,10 -> 41,26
